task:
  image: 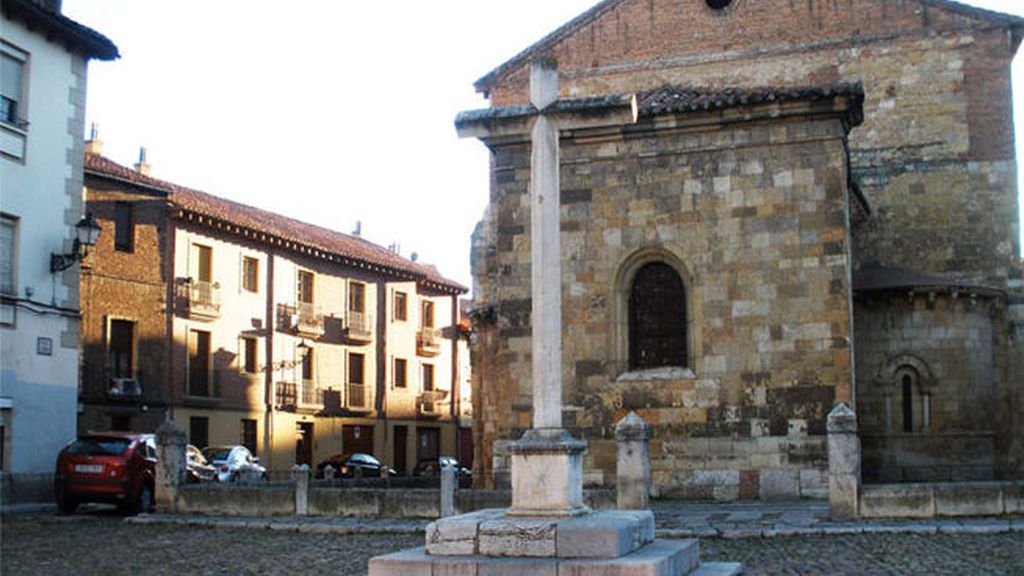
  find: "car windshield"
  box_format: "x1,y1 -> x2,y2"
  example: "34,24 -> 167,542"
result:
188,448 -> 208,465
67,437 -> 131,456
202,447 -> 232,462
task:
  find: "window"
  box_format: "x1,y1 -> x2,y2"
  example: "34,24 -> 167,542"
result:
422,363 -> 434,391
241,337 -> 258,373
394,358 -> 407,388
108,319 -> 134,378
298,270 -> 314,304
1,51 -> 25,128
349,281 -> 365,313
394,291 -> 407,321
348,353 -> 365,385
629,262 -> 688,370
240,419 -> 257,454
114,202 -> 133,252
242,257 -> 259,292
0,215 -> 15,295
902,374 -> 914,433
421,300 -> 434,328
301,345 -> 314,381
188,330 -> 211,396
189,417 -> 209,449
192,244 -> 212,283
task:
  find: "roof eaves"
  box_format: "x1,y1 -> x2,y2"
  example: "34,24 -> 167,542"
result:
473,0 -> 624,95
2,0 -> 119,60
921,0 -> 1024,27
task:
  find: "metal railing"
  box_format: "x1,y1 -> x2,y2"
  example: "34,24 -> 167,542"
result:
300,380 -> 320,406
418,389 -> 449,415
347,383 -> 370,410
344,310 -> 373,341
187,280 -> 221,319
416,327 -> 442,356
276,381 -> 297,408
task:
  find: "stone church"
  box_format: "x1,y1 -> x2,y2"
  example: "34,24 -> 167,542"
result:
467,0 -> 1024,500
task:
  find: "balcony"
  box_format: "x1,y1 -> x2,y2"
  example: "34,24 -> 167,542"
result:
343,311 -> 373,344
107,377 -> 141,401
276,381 -> 297,410
299,380 -> 320,407
418,389 -> 449,418
277,303 -> 324,338
416,327 -> 442,357
346,383 -> 372,412
182,280 -> 221,320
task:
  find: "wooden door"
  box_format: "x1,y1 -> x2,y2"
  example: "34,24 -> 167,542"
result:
393,426 -> 408,475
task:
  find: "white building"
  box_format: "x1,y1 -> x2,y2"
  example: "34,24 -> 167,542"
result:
0,0 -> 117,484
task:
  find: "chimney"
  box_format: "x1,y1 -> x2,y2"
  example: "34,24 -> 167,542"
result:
134,147 -> 151,176
84,123 -> 102,156
352,220 -> 362,237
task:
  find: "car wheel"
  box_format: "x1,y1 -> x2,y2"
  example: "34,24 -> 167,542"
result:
137,484 -> 154,514
56,482 -> 77,515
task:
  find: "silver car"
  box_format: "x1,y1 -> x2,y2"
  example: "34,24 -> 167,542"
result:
201,445 -> 266,482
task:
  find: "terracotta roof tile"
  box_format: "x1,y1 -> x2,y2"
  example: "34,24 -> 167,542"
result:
84,153 -> 467,294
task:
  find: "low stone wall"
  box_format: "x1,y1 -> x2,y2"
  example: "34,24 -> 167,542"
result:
1,473 -> 54,505
860,481 -> 1023,519
176,484 -> 615,519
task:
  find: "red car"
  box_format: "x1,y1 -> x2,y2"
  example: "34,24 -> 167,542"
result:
54,432 -> 157,514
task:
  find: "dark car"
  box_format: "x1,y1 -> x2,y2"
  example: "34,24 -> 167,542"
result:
412,456 -> 471,478
54,432 -> 157,514
186,444 -> 216,483
316,453 -> 396,478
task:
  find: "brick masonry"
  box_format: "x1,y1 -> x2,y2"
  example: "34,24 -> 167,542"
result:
469,0 -> 1024,496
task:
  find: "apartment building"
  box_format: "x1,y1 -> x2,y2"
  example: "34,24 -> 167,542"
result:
1,0 -> 116,482
79,143 -> 469,473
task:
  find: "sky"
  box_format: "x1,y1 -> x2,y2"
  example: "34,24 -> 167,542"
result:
62,0 -> 1024,292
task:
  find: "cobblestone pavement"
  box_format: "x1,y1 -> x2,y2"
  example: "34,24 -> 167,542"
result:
3,509 -> 1023,575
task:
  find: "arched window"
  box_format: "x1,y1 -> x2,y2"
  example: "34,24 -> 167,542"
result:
628,262 -> 687,369
901,373 -> 914,433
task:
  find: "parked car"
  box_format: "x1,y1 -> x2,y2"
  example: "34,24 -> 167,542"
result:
54,432 -> 157,515
186,444 -> 216,483
201,445 -> 266,482
412,456 -> 471,478
316,453 -> 396,478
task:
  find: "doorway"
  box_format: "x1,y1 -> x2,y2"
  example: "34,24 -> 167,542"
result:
393,426 -> 408,475
296,422 -> 314,466
343,424 -> 374,455
417,427 -> 440,463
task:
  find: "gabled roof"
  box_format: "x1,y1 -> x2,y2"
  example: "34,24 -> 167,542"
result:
473,0 -> 1024,95
2,0 -> 119,60
84,153 -> 467,295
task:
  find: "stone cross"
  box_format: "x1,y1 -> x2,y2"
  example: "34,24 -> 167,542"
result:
529,59 -> 565,430
456,59 -> 636,517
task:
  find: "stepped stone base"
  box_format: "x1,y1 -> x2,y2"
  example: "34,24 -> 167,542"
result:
426,508 -> 655,558
369,539 -> 705,575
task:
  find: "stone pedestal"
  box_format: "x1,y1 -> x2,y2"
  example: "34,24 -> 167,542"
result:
509,429 -> 588,518
155,420 -> 186,514
616,412 -> 651,510
828,402 -> 861,521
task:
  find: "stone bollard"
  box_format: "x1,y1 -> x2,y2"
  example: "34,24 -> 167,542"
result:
292,464 -> 310,516
155,420 -> 187,514
440,463 -> 456,518
827,403 -> 861,521
616,411 -> 651,510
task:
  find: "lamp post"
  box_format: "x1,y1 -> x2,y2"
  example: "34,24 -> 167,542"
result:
50,213 -> 101,273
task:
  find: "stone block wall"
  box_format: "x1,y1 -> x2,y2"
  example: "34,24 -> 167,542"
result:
482,0 -> 1021,284
472,103 -> 856,497
80,177 -> 171,433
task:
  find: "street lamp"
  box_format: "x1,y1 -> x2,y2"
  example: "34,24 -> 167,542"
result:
50,213 -> 102,273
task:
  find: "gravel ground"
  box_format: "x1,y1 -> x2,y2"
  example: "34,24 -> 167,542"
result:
2,510 -> 1022,575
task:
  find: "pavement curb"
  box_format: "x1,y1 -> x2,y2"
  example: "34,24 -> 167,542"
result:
125,514 -> 1024,538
